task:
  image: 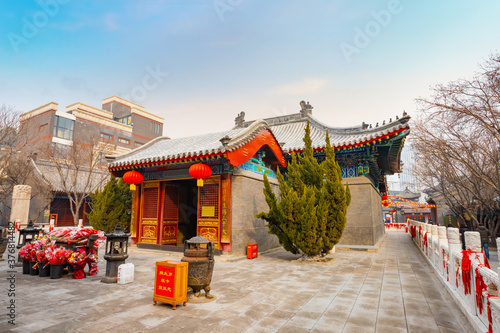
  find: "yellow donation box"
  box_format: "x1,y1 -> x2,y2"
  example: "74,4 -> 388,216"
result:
153,260 -> 188,310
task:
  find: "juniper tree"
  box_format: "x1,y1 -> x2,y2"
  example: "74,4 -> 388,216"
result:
257,122 -> 350,257
86,176 -> 132,233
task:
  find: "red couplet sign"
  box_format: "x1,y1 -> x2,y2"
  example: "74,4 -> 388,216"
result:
155,265 -> 175,298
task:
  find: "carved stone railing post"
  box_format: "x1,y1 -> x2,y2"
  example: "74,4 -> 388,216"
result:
448,227 -> 461,290
417,222 -> 424,250
464,231 -> 483,313
489,295 -> 500,332
438,226 -> 447,276
431,225 -> 439,267
425,224 -> 432,258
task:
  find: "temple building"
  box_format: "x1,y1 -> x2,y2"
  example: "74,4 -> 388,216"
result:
107,101 -> 410,254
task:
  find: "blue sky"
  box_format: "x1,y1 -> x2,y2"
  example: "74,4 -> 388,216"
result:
1,0 -> 500,138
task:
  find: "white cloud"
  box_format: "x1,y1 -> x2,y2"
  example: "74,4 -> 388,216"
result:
269,78 -> 328,95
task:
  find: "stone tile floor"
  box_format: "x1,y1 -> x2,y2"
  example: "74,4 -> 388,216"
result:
0,233 -> 477,332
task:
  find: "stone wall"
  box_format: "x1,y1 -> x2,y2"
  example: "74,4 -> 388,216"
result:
338,176 -> 385,249
230,174 -> 280,255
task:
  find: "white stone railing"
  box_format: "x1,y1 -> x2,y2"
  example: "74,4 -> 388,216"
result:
407,219 -> 500,332
385,222 -> 407,232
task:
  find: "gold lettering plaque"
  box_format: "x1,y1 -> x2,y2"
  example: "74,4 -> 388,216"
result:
201,206 -> 215,217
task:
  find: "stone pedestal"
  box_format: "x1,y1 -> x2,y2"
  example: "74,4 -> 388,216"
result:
10,185 -> 31,229
337,176 -> 384,249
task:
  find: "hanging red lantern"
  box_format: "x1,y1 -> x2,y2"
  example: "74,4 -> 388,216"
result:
392,209 -> 396,213
381,194 -> 388,201
189,163 -> 212,187
123,170 -> 144,191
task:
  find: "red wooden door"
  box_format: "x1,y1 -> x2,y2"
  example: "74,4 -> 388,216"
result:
140,182 -> 160,244
161,184 -> 179,245
197,177 -> 221,249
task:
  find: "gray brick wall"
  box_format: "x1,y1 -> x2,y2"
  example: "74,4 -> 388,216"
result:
230,174 -> 280,255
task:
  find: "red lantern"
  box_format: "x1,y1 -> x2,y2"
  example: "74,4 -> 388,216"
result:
381,194 -> 388,201
123,170 -> 144,190
189,163 -> 212,187
392,209 -> 396,213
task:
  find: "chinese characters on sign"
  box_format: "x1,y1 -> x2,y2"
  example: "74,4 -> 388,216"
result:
221,176 -> 231,243
155,266 -> 175,298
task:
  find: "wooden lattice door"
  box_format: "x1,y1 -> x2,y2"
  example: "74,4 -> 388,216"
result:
162,183 -> 179,245
197,177 -> 220,249
140,182 -> 159,244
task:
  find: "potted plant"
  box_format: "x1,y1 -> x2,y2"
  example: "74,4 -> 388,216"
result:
45,245 -> 73,279
68,250 -> 87,279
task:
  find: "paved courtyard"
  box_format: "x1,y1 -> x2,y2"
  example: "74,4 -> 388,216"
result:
1,233 -> 475,332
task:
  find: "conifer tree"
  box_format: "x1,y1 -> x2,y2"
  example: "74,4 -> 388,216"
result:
86,176 -> 132,233
257,122 -> 351,257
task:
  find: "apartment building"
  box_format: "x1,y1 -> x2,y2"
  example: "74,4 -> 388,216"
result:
17,96 -> 165,227
19,95 -> 164,155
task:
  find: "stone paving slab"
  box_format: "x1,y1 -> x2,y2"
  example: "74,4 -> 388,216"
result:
0,233 -> 475,332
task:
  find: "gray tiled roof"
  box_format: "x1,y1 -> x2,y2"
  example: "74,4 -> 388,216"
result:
107,113 -> 410,169
32,159 -> 109,194
108,120 -> 272,168
272,115 -> 410,153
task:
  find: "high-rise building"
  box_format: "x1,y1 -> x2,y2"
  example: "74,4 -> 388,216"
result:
387,138 -> 420,193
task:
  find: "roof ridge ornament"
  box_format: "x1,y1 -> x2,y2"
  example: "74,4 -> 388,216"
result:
235,111 -> 245,127
299,100 -> 313,117
219,135 -> 231,146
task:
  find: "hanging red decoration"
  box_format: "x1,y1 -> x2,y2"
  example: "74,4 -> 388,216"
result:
462,249 -> 472,295
381,194 -> 388,201
189,163 -> 212,187
392,209 -> 396,213
123,170 -> 144,191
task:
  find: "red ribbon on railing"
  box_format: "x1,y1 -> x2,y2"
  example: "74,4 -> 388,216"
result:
462,249 -> 472,295
487,293 -> 495,333
475,267 -> 487,314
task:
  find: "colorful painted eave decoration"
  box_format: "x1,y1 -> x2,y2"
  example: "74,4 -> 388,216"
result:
382,195 -> 437,210
288,127 -> 408,154
109,153 -> 224,172
108,129 -> 287,172
226,129 -> 287,167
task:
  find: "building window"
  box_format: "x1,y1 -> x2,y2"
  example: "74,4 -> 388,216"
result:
150,121 -> 161,134
115,115 -> 132,125
53,116 -> 74,140
100,133 -> 113,140
135,142 -> 143,147
118,138 -> 130,145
